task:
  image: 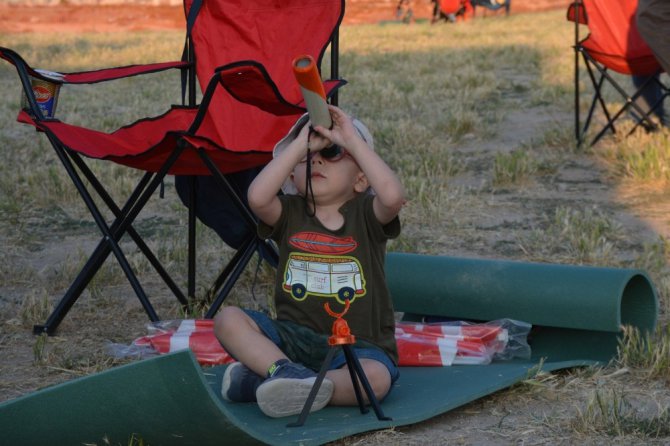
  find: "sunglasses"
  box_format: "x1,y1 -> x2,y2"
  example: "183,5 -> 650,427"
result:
299,144 -> 350,163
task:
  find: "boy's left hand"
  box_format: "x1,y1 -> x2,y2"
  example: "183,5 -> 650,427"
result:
313,105 -> 362,150
307,127 -> 331,152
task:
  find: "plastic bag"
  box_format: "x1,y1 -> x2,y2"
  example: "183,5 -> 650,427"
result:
395,319 -> 531,366
108,319 -> 235,366
109,318 -> 530,367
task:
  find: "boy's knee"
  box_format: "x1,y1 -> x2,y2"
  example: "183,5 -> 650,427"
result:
213,306 -> 245,340
361,360 -> 392,399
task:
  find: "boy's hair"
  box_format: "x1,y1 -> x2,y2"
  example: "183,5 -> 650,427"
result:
273,113 -> 374,195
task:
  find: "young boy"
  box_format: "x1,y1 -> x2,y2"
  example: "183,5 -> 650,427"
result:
214,105 -> 405,418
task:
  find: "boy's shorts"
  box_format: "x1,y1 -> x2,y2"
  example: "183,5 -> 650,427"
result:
243,309 -> 400,386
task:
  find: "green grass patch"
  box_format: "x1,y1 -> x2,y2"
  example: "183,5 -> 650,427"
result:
492,149 -> 538,186
617,325 -> 670,384
572,388 -> 670,438
596,128 -> 670,187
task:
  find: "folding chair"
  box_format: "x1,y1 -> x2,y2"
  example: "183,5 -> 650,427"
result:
470,0 -> 511,17
432,0 -> 473,23
0,0 -> 346,335
568,0 -> 670,146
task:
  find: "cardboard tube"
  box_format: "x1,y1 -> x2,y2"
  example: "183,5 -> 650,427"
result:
293,55 -> 332,129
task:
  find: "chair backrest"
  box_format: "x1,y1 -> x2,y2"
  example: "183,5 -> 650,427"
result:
570,0 -> 660,75
185,0 -> 344,156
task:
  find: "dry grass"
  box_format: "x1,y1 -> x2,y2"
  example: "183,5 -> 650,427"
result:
1,8 -> 669,445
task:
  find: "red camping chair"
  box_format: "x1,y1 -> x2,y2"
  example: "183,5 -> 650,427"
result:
1,0 -> 346,335
432,0 -> 473,23
568,0 -> 669,146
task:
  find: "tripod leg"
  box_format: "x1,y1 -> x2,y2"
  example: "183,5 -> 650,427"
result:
342,345 -> 392,421
286,347 -> 338,428
342,347 -> 368,414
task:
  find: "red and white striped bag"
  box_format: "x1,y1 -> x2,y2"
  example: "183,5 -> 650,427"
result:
126,319 -> 525,367
395,322 -> 508,366
133,319 -> 235,366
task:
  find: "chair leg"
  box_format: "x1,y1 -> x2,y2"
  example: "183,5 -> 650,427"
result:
625,73 -> 665,136
575,45 -> 581,145
197,150 -> 279,317
34,157 -> 159,334
580,51 -> 665,146
188,175 -> 197,300
583,60 -> 618,144
35,137 -> 187,334
204,235 -> 258,318
590,72 -> 658,146
70,153 -> 188,306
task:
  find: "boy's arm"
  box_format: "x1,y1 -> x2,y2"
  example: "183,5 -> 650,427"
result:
314,106 -> 406,225
247,123 -> 327,226
350,138 -> 406,225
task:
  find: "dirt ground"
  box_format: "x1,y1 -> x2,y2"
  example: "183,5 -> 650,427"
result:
1,2 -> 669,446
0,0 -> 564,33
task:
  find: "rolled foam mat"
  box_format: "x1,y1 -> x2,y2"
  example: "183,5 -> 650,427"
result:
0,253 -> 658,445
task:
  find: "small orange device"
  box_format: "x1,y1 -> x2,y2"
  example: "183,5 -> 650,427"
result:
324,299 -> 356,346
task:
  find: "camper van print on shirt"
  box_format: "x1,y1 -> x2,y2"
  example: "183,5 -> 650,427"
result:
283,231 -> 367,304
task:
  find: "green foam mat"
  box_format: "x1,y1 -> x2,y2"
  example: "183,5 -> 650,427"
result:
0,253 -> 658,445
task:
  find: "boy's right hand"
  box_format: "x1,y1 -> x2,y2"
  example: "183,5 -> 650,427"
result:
298,120 -> 331,153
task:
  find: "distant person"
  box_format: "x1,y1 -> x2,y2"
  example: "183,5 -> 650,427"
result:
213,105 -> 405,418
632,0 -> 670,128
637,0 -> 670,74
631,74 -> 666,127
396,0 -> 414,23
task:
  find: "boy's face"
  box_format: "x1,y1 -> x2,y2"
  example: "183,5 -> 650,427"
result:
290,149 -> 369,201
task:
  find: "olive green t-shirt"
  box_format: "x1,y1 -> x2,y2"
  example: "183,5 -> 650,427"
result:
259,193 -> 400,364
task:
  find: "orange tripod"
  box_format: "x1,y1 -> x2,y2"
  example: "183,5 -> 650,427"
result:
287,299 -> 392,427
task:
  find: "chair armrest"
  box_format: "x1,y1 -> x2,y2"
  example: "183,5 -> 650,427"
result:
1,46 -> 190,120
60,61 -> 191,84
1,46 -> 190,85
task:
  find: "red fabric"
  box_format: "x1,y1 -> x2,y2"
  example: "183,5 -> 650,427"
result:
187,0 -> 344,158
439,0 -> 472,18
11,0 -> 345,174
128,319 -> 512,367
579,0 -> 661,75
62,61 -> 189,84
217,63 -> 305,116
19,108 -> 271,175
566,2 -> 587,25
218,64 -> 345,115
0,47 -> 187,84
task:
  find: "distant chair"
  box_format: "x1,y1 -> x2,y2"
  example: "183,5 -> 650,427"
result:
471,0 -> 511,17
568,0 -> 669,146
431,0 -> 510,23
431,0 -> 473,23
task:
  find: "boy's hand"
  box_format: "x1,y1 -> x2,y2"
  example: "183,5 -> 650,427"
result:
312,105 -> 362,150
307,126 -> 331,152
295,119 -> 330,154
